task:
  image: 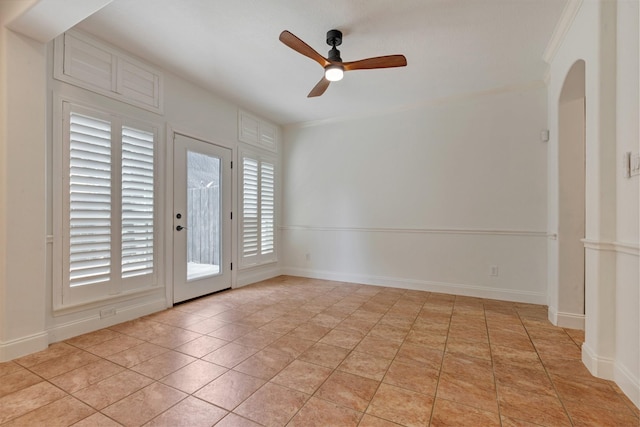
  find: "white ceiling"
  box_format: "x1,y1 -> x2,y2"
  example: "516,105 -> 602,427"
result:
75,0 -> 568,125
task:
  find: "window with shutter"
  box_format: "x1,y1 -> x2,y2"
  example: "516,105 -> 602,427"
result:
56,102 -> 158,307
240,152 -> 277,267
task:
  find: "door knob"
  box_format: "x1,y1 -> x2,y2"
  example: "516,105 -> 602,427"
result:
176,225 -> 184,231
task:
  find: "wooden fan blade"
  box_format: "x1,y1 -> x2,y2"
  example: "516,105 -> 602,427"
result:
343,55 -> 407,71
308,77 -> 330,97
280,30 -> 330,68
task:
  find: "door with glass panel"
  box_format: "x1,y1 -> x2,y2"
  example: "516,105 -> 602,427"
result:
173,134 -> 231,303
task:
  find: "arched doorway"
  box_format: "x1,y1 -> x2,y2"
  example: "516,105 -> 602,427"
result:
557,59 -> 586,329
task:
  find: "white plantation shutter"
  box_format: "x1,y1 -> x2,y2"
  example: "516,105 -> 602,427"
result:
58,103 -> 157,307
241,153 -> 277,267
260,161 -> 275,254
68,112 -> 112,287
121,126 -> 154,278
242,158 -> 259,258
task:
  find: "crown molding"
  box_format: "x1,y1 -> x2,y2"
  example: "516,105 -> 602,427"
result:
542,0 -> 584,64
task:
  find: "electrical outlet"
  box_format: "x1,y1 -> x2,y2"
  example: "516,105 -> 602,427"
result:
305,253 -> 311,262
100,308 -> 116,318
490,265 -> 499,277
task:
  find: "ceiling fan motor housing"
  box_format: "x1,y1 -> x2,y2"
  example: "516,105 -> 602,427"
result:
328,47 -> 342,62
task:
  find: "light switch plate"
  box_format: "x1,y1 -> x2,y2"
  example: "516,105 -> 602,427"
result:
623,152 -> 631,178
631,153 -> 640,177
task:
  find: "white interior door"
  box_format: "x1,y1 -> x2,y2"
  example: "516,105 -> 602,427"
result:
173,134 -> 231,303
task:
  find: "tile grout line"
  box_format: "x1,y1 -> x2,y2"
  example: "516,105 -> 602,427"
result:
426,294 -> 454,427
516,307 -> 576,427
483,299 -> 505,427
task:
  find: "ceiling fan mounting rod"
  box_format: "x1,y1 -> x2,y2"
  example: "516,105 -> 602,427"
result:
326,29 -> 342,47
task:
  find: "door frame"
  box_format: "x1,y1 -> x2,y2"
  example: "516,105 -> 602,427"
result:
165,126 -> 237,306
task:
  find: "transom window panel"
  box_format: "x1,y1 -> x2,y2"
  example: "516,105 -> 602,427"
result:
240,152 -> 277,267
54,30 -> 163,113
56,102 -> 158,307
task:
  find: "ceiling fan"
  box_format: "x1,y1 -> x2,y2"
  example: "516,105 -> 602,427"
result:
279,29 -> 407,98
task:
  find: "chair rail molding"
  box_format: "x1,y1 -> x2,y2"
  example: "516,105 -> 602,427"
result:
281,225 -> 547,238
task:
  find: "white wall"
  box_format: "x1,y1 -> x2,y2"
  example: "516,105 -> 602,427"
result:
282,85 -> 548,303
557,92 -> 586,326
614,0 -> 639,407
0,1 -> 49,360
547,0 -> 639,407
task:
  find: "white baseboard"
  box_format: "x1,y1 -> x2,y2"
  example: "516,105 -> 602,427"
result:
582,342 -> 615,380
281,267 -> 546,305
615,362 -> 640,409
548,306 -> 585,329
46,298 -> 167,345
556,311 -> 585,329
0,331 -> 50,362
236,265 -> 281,288
547,306 -> 557,325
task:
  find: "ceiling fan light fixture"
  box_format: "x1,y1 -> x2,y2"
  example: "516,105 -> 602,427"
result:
325,65 -> 344,81
279,30 -> 406,97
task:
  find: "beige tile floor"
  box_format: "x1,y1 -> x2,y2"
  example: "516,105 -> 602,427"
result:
1,276 -> 638,426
